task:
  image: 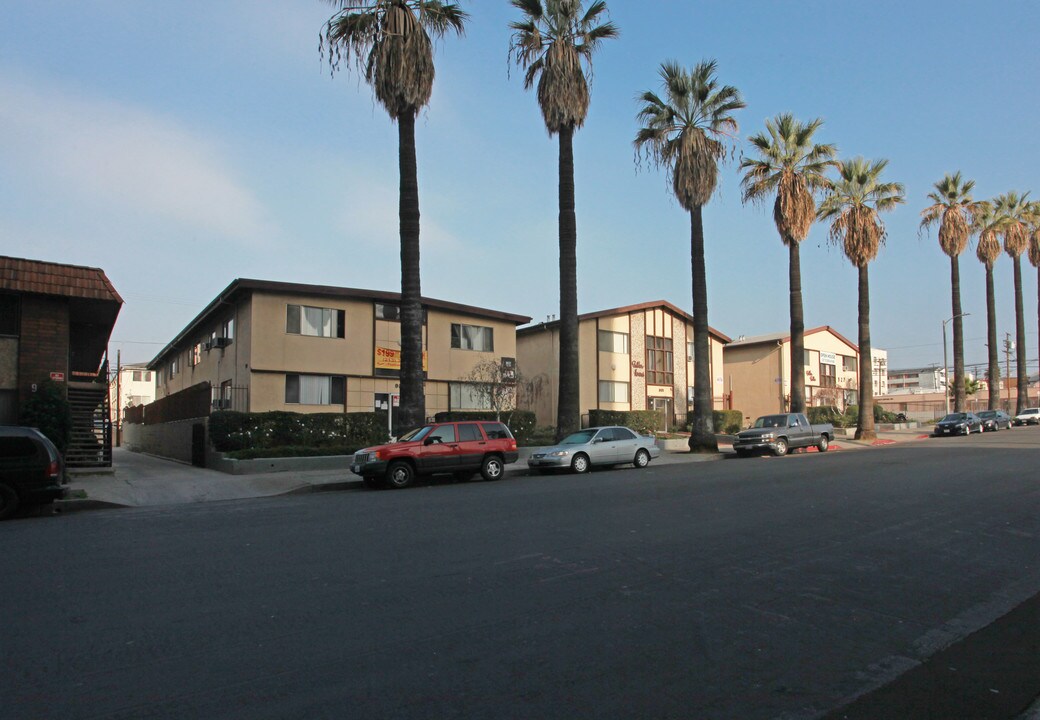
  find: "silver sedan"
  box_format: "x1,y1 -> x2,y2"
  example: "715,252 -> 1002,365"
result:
527,426 -> 661,474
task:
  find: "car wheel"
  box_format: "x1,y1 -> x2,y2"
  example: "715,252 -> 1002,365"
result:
571,453 -> 590,474
480,455 -> 504,481
386,461 -> 415,489
773,439 -> 789,457
0,483 -> 19,521
633,449 -> 651,468
817,435 -> 829,453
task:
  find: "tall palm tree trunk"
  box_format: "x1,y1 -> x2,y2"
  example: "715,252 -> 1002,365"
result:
985,265 -> 1000,410
789,240 -> 805,413
855,263 -> 876,440
951,256 -> 965,411
688,206 -> 716,451
555,125 -> 580,440
1013,257 -> 1028,413
397,112 -> 425,432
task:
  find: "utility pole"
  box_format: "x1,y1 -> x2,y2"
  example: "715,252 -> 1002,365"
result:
116,349 -> 121,448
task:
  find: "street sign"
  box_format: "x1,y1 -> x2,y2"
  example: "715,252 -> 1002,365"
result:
50,372 -> 65,381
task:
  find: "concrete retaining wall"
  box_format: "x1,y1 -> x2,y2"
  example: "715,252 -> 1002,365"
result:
123,418 -> 206,465
206,453 -> 354,476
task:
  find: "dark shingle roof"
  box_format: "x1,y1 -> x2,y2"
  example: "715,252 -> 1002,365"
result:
0,256 -> 123,304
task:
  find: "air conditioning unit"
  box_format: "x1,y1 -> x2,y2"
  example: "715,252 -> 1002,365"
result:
202,341 -> 214,351
212,398 -> 231,410
214,337 -> 233,348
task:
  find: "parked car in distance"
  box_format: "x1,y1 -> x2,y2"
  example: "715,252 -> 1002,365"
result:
351,420 -> 519,489
527,426 -> 660,474
932,413 -> 983,436
732,413 -> 833,457
1012,407 -> 1040,426
977,409 -> 1012,432
0,426 -> 66,520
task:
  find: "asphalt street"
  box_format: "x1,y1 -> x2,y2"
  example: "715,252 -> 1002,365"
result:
3,427 -> 1039,719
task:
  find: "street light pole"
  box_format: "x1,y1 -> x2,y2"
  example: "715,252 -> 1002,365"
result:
942,312 -> 971,416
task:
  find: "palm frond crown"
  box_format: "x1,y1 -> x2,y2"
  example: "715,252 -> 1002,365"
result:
920,171 -> 983,258
634,60 -> 746,211
738,113 -> 837,244
817,157 -> 905,267
322,0 -> 468,118
508,0 -> 618,135
994,191 -> 1032,258
974,201 -> 1005,268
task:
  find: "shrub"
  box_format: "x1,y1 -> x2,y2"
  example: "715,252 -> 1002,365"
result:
712,410 -> 744,435
19,380 -> 72,453
587,410 -> 660,435
432,410 -> 537,443
807,405 -> 843,426
208,411 -> 388,453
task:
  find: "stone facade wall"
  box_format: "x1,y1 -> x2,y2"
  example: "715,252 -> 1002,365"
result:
630,313 -> 646,410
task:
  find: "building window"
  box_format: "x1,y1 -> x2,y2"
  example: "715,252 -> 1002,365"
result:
170,358 -> 179,377
0,294 -> 19,336
223,317 -> 234,340
598,381 -> 629,403
375,303 -> 400,321
687,342 -> 694,363
821,362 -> 837,388
191,344 -> 202,366
285,374 -> 345,405
286,304 -> 345,338
451,323 -> 494,352
843,356 -> 858,373
597,330 -> 629,354
804,349 -> 813,366
450,383 -> 491,410
131,370 -> 151,382
646,336 -> 673,385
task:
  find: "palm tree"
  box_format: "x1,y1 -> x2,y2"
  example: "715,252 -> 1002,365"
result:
739,114 -> 837,414
634,60 -> 745,451
321,1 -> 467,432
509,0 -> 618,441
973,202 -> 1005,410
1028,203 -> 1040,397
994,192 -> 1032,414
920,172 -> 983,412
817,158 -> 905,440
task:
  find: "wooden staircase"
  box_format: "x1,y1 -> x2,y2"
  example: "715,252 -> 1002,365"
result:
66,382 -> 112,468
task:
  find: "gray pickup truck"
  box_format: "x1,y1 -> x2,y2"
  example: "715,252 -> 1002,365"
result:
732,413 -> 834,457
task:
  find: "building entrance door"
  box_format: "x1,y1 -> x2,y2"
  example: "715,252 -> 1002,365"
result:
650,397 -> 673,432
375,393 -> 400,438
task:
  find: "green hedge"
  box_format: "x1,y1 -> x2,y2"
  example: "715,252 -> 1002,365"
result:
208,411 -> 388,453
19,379 -> 72,453
432,410 -> 536,443
712,410 -> 744,435
587,410 -> 661,435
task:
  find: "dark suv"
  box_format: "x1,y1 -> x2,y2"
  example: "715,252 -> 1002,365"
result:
351,420 -> 519,489
0,426 -> 66,519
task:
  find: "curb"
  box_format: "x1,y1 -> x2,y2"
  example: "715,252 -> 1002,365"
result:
54,499 -> 130,513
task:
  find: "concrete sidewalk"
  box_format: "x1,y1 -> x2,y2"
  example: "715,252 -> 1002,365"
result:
60,427 -> 930,512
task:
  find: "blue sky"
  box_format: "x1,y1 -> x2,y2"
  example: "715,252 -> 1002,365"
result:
2,1 -> 1038,376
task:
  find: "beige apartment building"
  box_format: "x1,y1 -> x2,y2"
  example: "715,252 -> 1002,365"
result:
723,326 -> 863,423
516,301 -> 731,430
148,279 -> 530,424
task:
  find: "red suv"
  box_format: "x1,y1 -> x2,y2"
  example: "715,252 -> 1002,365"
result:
351,420 -> 519,489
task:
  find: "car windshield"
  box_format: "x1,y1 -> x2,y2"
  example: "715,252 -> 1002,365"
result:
559,430 -> 597,445
397,426 -> 433,442
940,414 -> 966,422
754,415 -> 787,429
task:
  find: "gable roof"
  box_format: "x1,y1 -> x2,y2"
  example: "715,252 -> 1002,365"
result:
518,300 -> 732,343
725,326 -> 859,354
0,255 -> 123,304
149,278 -> 532,368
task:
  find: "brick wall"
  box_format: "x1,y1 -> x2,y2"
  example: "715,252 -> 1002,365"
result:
17,295 -> 69,409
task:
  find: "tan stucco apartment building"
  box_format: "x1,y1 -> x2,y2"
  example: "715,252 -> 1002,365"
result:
723,326 -> 863,423
516,301 -> 731,430
148,279 -> 530,421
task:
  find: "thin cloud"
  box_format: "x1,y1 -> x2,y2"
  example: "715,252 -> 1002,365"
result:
0,70 -> 272,244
